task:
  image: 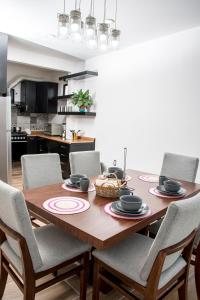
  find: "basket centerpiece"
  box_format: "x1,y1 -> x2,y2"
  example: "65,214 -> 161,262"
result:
95,175 -> 126,198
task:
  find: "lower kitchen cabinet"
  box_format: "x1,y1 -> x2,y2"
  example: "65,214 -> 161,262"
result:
27,136 -> 38,154
26,136 -> 95,179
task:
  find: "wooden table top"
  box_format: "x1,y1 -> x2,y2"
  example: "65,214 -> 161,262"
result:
24,170 -> 200,249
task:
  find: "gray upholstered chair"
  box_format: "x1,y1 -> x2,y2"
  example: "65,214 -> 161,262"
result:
0,180 -> 90,300
92,193 -> 200,300
149,152 -> 199,236
69,151 -> 107,177
160,152 -> 199,182
21,153 -> 63,190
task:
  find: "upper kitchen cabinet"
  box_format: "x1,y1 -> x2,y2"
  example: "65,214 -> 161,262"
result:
21,80 -> 37,113
36,82 -> 58,113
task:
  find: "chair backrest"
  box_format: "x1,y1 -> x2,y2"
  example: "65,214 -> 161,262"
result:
140,192 -> 200,281
0,180 -> 43,271
21,153 -> 63,190
69,151 -> 102,177
160,152 -> 199,182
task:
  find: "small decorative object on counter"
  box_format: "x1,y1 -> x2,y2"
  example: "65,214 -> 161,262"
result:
72,89 -> 93,112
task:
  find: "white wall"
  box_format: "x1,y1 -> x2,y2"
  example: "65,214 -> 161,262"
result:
66,27 -> 200,182
8,36 -> 84,72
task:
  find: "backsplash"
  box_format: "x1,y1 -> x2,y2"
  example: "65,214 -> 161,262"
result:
11,107 -> 48,131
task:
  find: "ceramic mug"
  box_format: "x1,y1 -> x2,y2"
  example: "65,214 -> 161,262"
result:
80,177 -> 90,192
119,187 -> 134,197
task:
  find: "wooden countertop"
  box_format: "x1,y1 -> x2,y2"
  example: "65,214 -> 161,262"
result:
29,131 -> 95,145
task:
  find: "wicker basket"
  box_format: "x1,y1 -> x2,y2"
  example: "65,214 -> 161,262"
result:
95,177 -> 124,198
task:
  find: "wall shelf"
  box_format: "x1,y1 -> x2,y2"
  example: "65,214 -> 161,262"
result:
58,112 -> 96,116
57,94 -> 73,100
59,70 -> 98,81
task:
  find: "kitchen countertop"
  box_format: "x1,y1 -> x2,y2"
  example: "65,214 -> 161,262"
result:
29,131 -> 95,145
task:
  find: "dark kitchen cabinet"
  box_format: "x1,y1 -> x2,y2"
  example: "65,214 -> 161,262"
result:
25,135 -> 95,179
21,80 -> 37,113
0,33 -> 8,96
27,136 -> 38,154
36,82 -> 58,113
37,137 -> 48,154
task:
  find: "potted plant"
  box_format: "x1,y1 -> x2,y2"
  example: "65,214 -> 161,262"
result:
71,89 -> 93,112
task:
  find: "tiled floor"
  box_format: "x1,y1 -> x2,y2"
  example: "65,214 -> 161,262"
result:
4,161 -> 197,300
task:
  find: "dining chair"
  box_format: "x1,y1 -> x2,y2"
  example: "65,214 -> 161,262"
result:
92,193 -> 200,300
21,153 -> 63,226
0,180 -> 90,300
149,152 -> 199,236
69,151 -> 107,177
21,153 -> 63,190
160,152 -> 199,182
191,229 -> 200,299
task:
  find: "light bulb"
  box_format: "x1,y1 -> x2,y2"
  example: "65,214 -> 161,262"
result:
111,39 -> 119,48
99,33 -> 107,42
59,26 -> 69,38
70,22 -> 80,32
86,27 -> 95,37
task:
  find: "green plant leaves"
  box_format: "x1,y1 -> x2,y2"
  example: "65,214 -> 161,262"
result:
72,89 -> 93,108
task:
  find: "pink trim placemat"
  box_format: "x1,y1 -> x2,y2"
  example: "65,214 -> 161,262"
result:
62,183 -> 95,193
149,187 -> 185,199
104,203 -> 152,220
43,196 -> 90,215
139,175 -> 159,183
125,175 -> 132,181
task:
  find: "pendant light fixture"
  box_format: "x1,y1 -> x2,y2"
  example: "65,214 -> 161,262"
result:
57,0 -> 121,50
98,0 -> 109,51
57,0 -> 69,39
86,0 -> 97,49
111,0 -> 120,48
70,0 -> 82,41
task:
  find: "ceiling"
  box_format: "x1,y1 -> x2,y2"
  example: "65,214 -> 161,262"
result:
0,0 -> 200,60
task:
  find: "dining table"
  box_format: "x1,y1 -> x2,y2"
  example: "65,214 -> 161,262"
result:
24,169 -> 200,250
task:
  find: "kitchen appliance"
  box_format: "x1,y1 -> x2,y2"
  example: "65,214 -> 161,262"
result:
0,97 -> 12,183
44,123 -> 62,136
11,131 -> 28,161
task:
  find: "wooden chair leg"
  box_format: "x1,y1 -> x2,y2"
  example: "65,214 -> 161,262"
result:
0,256 -> 8,299
92,259 -> 101,300
80,252 -> 89,300
195,250 -> 200,300
23,276 -> 35,300
178,281 -> 188,300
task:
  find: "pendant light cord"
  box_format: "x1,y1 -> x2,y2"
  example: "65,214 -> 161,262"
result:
89,0 -> 92,15
103,0 -> 107,22
79,0 -> 82,10
63,0 -> 66,13
115,0 -> 118,29
92,0 -> 95,16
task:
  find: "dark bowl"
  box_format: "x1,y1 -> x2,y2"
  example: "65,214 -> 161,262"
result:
164,180 -> 181,192
108,167 -> 124,179
120,195 -> 143,211
70,174 -> 86,184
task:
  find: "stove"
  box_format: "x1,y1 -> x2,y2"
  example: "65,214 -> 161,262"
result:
11,131 -> 27,142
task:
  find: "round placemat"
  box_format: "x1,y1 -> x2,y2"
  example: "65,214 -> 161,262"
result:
149,187 -> 185,199
104,203 -> 152,220
62,183 -> 95,193
139,175 -> 159,183
125,175 -> 132,181
43,197 -> 90,214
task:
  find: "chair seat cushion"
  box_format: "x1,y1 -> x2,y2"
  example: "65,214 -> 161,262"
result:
1,224 -> 91,274
93,233 -> 186,288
